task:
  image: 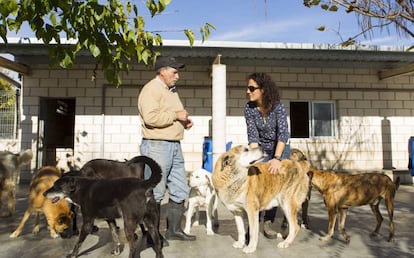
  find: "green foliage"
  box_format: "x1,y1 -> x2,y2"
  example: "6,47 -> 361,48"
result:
304,0 -> 338,12
0,69 -> 15,121
0,0 -> 215,86
317,26 -> 326,31
0,69 -> 13,91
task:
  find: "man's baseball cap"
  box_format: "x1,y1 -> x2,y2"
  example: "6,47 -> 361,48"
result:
154,56 -> 185,71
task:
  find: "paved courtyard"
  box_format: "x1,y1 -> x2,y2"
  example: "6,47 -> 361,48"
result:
0,179 -> 413,258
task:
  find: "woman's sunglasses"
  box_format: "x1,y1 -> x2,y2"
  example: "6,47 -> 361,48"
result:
247,85 -> 260,92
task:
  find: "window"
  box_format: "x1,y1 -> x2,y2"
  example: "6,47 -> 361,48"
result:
0,90 -> 19,139
290,101 -> 336,138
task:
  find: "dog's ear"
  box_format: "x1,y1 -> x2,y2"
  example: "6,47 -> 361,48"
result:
221,155 -> 231,170
205,174 -> 213,186
248,166 -> 260,176
57,214 -> 70,224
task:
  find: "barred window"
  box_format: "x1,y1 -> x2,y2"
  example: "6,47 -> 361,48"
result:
0,90 -> 19,139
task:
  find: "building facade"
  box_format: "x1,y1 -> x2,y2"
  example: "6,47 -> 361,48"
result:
1,39 -> 414,181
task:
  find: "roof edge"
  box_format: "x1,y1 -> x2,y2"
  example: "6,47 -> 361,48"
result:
1,37 -> 410,52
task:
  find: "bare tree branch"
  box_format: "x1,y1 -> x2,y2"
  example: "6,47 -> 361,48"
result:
304,0 -> 414,45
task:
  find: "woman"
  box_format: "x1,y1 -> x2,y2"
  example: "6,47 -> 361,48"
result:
244,72 -> 290,239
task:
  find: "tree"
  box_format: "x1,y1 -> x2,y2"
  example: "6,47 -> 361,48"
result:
0,0 -> 215,86
303,0 -> 414,47
0,69 -> 13,91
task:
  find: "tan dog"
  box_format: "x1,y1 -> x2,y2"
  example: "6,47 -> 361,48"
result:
0,149 -> 33,217
184,168 -> 217,236
290,148 -> 400,243
212,145 -> 310,253
10,166 -> 72,238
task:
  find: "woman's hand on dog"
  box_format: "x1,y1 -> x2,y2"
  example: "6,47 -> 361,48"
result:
268,159 -> 282,174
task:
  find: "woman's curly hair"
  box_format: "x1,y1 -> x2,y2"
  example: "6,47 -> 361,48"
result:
247,72 -> 280,115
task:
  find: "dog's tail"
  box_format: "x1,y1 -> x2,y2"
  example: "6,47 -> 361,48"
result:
394,176 -> 401,191
17,149 -> 33,166
127,156 -> 162,187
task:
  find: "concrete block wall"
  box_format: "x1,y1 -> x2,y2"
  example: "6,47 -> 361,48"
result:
17,62 -> 414,175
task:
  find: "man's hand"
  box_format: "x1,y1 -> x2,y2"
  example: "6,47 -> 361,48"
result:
185,118 -> 193,129
175,110 -> 189,122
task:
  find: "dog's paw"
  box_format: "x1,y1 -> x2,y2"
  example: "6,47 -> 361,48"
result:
232,240 -> 245,249
344,236 -> 350,244
50,232 -> 59,239
206,229 -> 214,235
32,226 -> 40,234
242,245 -> 256,253
192,221 -> 199,227
319,235 -> 332,242
277,240 -> 291,249
183,229 -> 191,235
111,243 -> 122,256
9,231 -> 19,238
370,232 -> 378,237
1,211 -> 13,217
387,235 -> 395,243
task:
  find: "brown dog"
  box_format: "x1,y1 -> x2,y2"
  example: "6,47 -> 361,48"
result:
9,166 -> 72,238
0,149 -> 33,217
212,145 -> 310,253
290,148 -> 400,243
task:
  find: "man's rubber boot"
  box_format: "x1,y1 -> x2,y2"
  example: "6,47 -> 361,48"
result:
165,200 -> 196,241
263,207 -> 278,239
263,220 -> 279,239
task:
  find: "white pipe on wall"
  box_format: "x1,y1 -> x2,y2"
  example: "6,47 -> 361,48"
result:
212,61 -> 226,171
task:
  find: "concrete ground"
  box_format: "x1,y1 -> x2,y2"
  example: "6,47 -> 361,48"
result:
1,180 -> 413,258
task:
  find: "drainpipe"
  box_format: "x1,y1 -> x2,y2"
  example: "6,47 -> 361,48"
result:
212,55 -> 226,171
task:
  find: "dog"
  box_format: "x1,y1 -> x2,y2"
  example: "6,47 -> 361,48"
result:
290,148 -> 401,243
68,155 -> 149,233
9,166 -> 72,238
184,168 -> 218,236
0,149 -> 33,217
44,155 -> 163,258
77,156 -> 146,179
212,145 -> 310,253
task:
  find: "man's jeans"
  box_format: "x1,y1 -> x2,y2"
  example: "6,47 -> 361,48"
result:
140,139 -> 190,203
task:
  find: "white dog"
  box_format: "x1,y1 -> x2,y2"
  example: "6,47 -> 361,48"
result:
184,168 -> 218,235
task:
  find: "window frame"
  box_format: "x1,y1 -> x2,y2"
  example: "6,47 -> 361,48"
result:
290,100 -> 337,139
310,101 -> 337,138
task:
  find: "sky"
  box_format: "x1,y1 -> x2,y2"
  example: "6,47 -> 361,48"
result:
142,0 -> 412,47
5,0 -> 413,47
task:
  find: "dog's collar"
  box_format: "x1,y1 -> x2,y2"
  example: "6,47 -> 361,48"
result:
249,156 -> 265,165
65,197 -> 81,208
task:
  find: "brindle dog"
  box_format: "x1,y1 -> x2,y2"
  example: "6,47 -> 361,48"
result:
290,148 -> 400,243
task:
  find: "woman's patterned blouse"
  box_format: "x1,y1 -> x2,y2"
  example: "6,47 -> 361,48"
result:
244,101 -> 290,155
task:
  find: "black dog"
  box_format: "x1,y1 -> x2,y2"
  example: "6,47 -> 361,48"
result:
44,156 -> 163,258
78,156 -> 146,179
68,156 -> 150,234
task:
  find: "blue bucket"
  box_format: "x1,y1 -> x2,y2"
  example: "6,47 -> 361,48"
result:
202,137 -> 232,172
409,136 -> 414,176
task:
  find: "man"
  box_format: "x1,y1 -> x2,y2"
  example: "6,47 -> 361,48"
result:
138,56 -> 196,241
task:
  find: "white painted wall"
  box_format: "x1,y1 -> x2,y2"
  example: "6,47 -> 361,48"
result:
7,62 -> 413,181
